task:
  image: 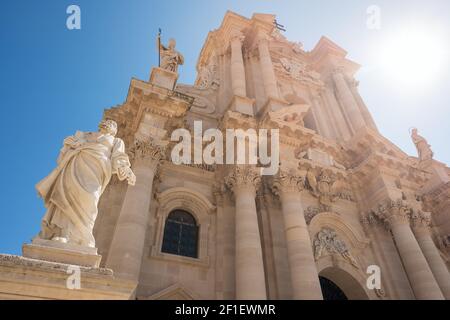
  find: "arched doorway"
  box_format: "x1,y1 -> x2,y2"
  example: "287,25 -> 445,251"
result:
319,267 -> 370,300
319,276 -> 348,300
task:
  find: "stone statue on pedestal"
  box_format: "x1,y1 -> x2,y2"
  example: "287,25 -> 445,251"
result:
411,128 -> 434,162
158,38 -> 184,73
35,119 -> 136,248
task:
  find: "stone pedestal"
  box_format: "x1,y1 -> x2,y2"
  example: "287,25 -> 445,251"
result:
0,254 -> 135,300
228,95 -> 255,116
149,67 -> 178,90
260,97 -> 291,114
22,238 -> 101,268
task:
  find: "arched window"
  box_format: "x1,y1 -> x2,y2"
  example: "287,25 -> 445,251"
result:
161,210 -> 199,258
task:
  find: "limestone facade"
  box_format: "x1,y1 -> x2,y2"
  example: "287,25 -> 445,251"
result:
1,11 -> 450,300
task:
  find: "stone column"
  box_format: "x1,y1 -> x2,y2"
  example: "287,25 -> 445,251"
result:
332,68 -> 366,132
225,166 -> 267,300
322,88 -> 352,140
378,200 -> 444,300
411,211 -> 450,299
106,139 -> 165,281
348,79 -> 378,131
257,36 -> 279,100
311,93 -> 332,139
272,170 -> 323,300
230,32 -> 247,97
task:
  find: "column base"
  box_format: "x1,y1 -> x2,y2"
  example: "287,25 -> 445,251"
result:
22,238 -> 101,268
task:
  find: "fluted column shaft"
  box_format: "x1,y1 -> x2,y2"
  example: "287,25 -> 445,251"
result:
226,167 -> 266,300
106,140 -> 165,281
274,174 -> 323,299
311,94 -> 332,139
230,33 -> 247,97
412,218 -> 450,299
382,203 -> 444,299
257,37 -> 279,100
332,69 -> 366,132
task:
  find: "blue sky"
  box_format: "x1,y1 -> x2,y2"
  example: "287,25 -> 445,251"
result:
0,1 -> 449,255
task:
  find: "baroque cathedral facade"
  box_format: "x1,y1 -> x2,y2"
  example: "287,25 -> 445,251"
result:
1,11 -> 450,300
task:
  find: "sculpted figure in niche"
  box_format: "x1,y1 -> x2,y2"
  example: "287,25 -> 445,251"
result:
35,120 -> 136,248
158,38 -> 184,73
411,128 -> 433,162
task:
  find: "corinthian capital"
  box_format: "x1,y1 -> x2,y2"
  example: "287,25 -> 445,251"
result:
225,166 -> 261,194
256,34 -> 270,47
129,139 -> 166,167
375,199 -> 411,227
410,210 -> 432,230
271,169 -> 304,195
230,31 -> 245,44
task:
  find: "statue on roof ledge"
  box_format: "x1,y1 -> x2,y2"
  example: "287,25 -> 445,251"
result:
158,38 -> 184,73
411,128 -> 434,162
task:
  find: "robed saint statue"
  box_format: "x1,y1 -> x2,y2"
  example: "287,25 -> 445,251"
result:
35,119 -> 136,248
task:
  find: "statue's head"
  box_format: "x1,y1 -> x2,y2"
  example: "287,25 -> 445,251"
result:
98,119 -> 118,136
168,38 -> 176,49
410,127 -> 418,136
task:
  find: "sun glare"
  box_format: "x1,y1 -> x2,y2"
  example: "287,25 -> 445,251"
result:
378,24 -> 448,90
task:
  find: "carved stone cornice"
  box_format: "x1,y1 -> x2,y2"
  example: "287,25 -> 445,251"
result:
271,169 -> 305,195
129,139 -> 166,169
304,205 -> 339,224
224,166 -> 261,194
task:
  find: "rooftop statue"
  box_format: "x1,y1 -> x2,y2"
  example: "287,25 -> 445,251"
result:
411,128 -> 434,162
35,120 -> 136,248
158,38 -> 184,73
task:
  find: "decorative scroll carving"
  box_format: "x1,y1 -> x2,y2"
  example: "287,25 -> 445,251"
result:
313,228 -> 359,268
196,55 -> 219,90
277,58 -> 323,86
306,169 -> 346,205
